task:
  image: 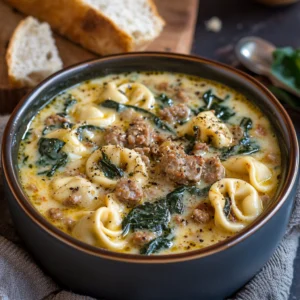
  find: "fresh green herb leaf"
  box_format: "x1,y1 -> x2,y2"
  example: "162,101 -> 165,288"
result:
157,93 -> 173,107
223,196 -> 231,218
122,199 -> 170,236
76,125 -> 104,142
100,100 -> 176,134
99,151 -> 124,179
140,228 -> 174,255
271,47 -> 300,94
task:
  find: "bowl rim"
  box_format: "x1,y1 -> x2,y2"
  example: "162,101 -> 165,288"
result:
2,52 -> 299,263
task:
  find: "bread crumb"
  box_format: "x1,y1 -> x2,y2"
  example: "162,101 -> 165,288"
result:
205,17 -> 222,33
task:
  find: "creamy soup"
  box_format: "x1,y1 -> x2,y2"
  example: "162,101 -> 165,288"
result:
18,72 -> 281,255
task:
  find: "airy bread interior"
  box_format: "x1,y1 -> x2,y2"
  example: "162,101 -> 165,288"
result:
83,0 -> 165,46
7,16 -> 63,88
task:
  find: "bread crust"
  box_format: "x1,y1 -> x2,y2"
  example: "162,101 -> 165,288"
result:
4,0 -> 164,55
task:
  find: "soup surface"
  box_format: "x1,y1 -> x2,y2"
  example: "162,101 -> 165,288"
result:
18,72 -> 281,255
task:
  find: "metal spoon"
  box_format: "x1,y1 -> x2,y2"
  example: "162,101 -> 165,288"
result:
235,36 -> 300,97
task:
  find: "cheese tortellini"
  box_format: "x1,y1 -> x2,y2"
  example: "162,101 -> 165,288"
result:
45,127 -> 88,157
72,104 -> 116,127
99,81 -> 155,109
222,156 -> 275,193
72,194 -> 126,250
51,176 -> 101,209
192,111 -> 233,148
209,179 -> 263,232
118,82 -> 155,109
86,145 -> 148,188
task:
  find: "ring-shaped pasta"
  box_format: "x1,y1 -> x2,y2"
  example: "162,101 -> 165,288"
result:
45,128 -> 88,157
222,156 -> 275,193
72,104 -> 116,127
192,111 -> 233,148
118,83 -> 155,109
209,178 -> 263,232
86,145 -> 148,188
51,176 -> 101,209
72,194 -> 126,250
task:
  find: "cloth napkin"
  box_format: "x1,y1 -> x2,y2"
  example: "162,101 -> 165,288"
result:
0,115 -> 299,300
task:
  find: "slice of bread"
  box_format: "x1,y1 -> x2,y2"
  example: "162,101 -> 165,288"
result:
4,0 -> 165,55
6,16 -> 63,88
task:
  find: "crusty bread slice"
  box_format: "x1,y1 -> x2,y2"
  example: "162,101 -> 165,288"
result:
6,16 -> 63,88
4,0 -> 165,55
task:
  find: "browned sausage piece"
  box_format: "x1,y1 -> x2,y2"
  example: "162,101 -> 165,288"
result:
119,108 -> 143,122
202,157 -> 225,185
192,202 -> 214,224
160,143 -> 204,185
193,142 -> 209,152
63,193 -> 82,207
127,118 -> 154,148
114,178 -> 143,206
230,125 -> 244,145
134,147 -> 151,166
159,103 -> 190,124
131,231 -> 156,246
104,125 -> 127,147
176,90 -> 190,103
45,114 -> 69,126
47,208 -> 64,221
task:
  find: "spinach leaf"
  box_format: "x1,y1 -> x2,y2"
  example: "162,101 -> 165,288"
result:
100,100 -> 176,134
166,187 -> 185,214
212,104 -> 236,121
166,185 -> 210,214
184,126 -> 199,154
156,93 -> 173,107
220,117 -> 260,160
271,47 -> 300,94
99,151 -> 124,179
76,125 -> 104,142
37,138 -> 68,177
197,90 -> 235,121
223,196 -> 231,218
42,121 -> 73,135
63,95 -> 77,114
122,199 -> 170,236
140,228 -> 174,255
185,185 -> 211,197
38,138 -> 65,160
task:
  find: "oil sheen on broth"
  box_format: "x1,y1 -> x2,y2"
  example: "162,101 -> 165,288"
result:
18,72 -> 281,255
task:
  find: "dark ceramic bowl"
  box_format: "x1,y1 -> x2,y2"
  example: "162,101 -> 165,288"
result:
2,53 -> 299,300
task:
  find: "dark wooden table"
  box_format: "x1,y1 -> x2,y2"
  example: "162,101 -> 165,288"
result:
191,0 -> 300,298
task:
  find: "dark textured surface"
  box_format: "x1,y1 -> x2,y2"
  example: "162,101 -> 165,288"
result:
191,1 -> 300,298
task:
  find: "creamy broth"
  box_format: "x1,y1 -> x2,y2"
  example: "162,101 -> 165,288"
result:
18,72 -> 281,255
